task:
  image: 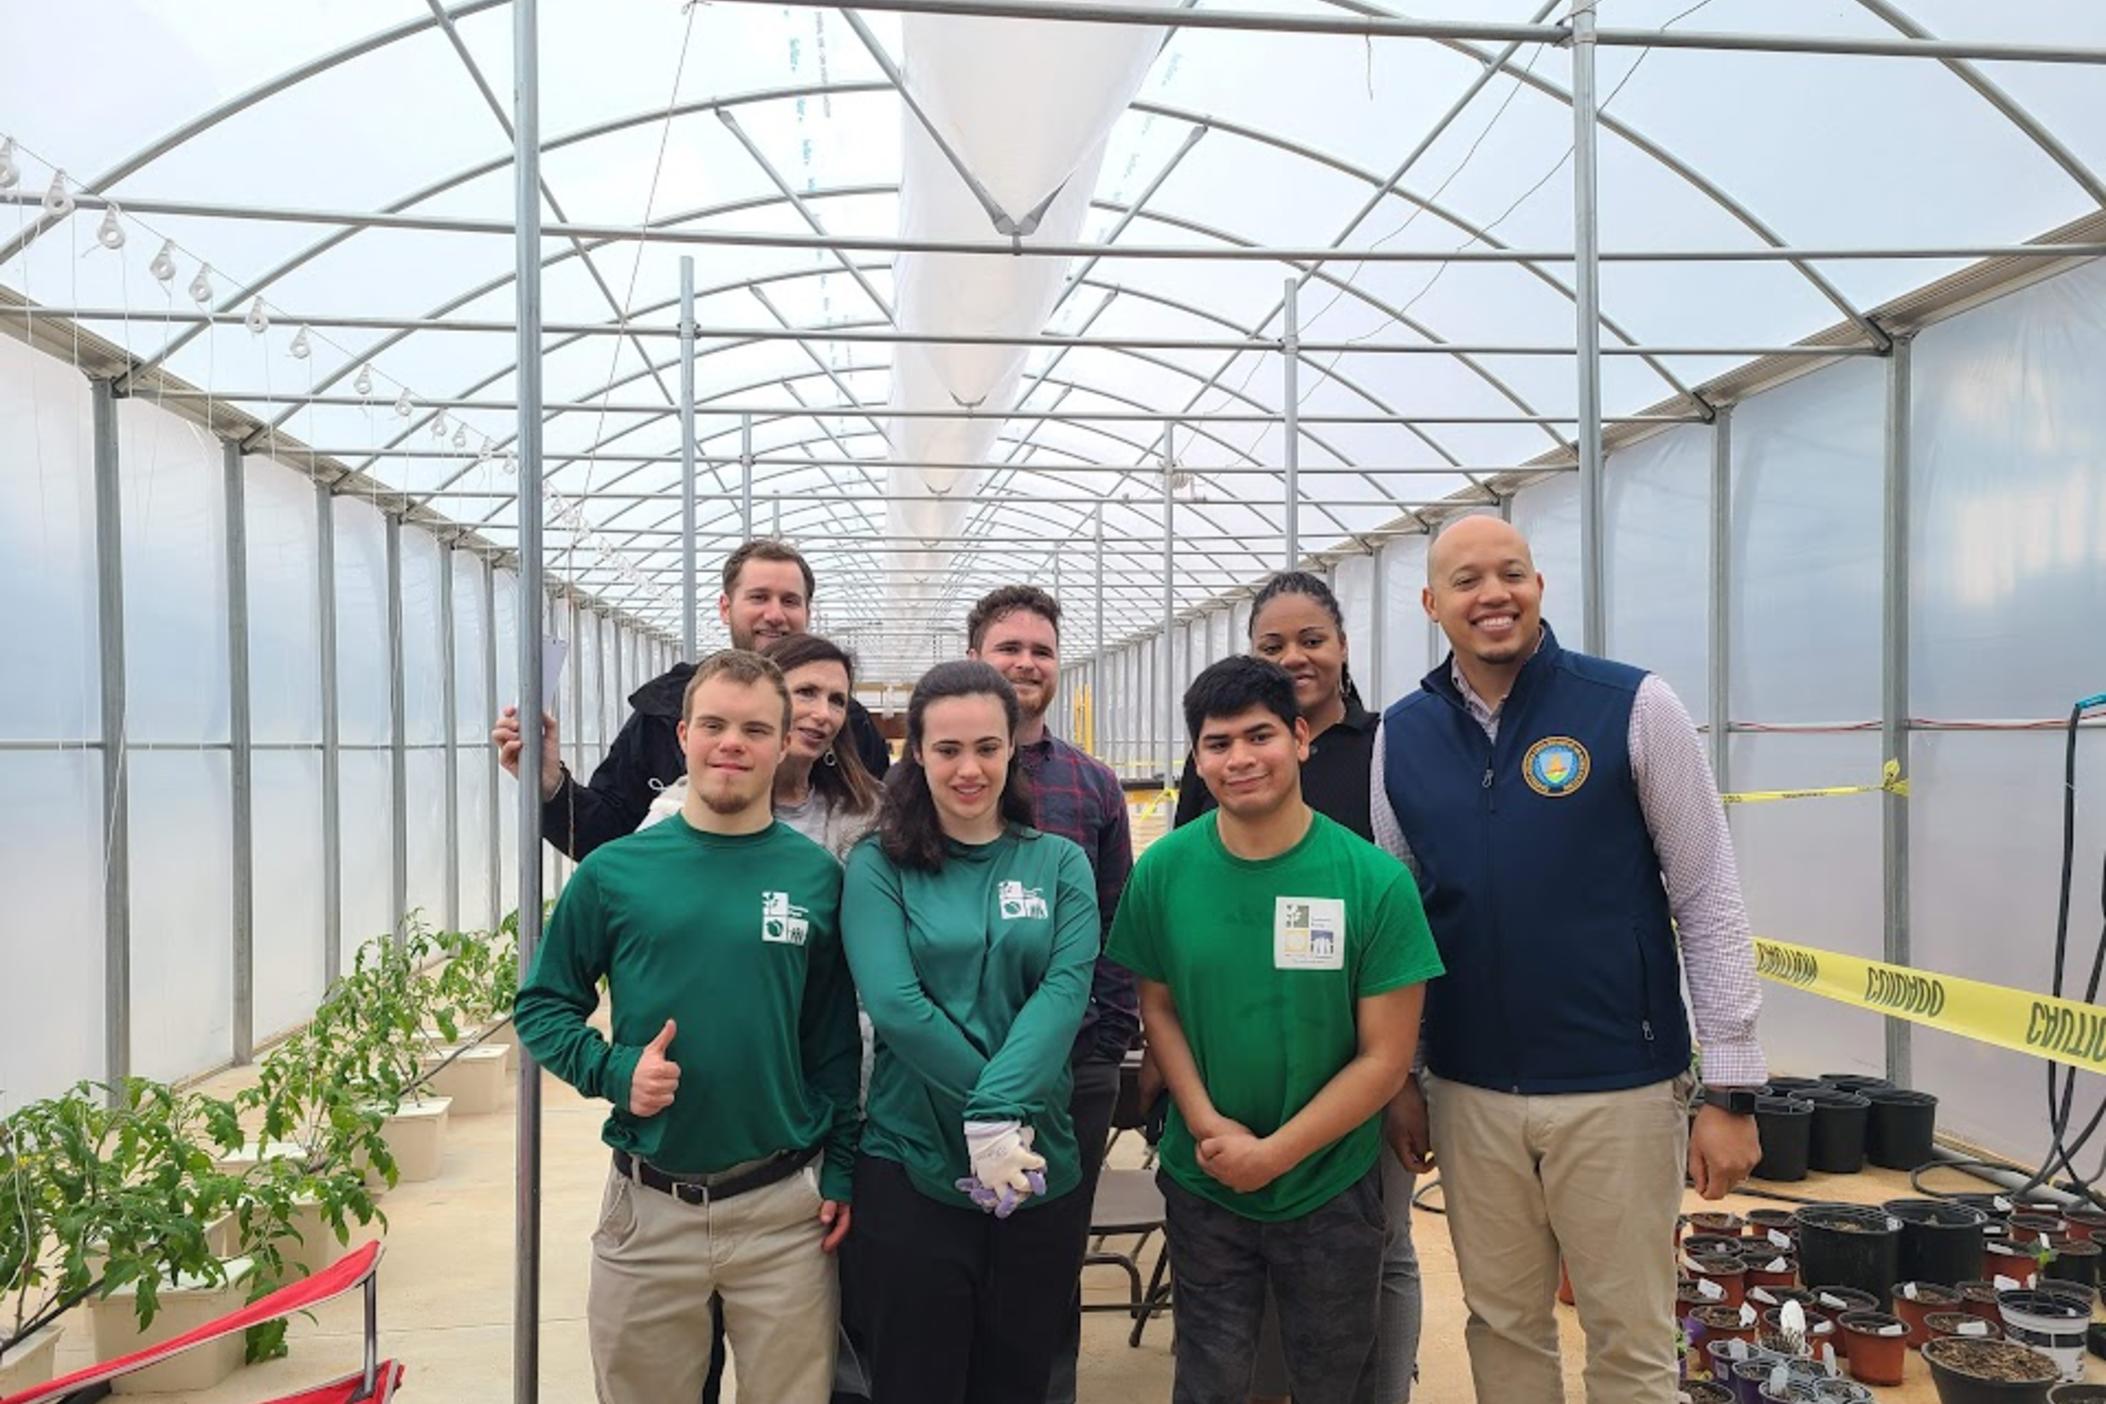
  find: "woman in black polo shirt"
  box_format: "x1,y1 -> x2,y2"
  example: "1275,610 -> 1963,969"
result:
1167,569 -> 1414,1404
1172,570 -> 1378,838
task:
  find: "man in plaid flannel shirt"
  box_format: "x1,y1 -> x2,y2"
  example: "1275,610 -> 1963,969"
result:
966,584 -> 1138,1404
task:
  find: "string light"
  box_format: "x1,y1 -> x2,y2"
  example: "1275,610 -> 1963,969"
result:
452,423 -> 468,449
289,325 -> 312,359
393,389 -> 413,418
355,364 -> 374,397
430,410 -> 449,440
95,204 -> 125,249
42,170 -> 73,218
0,138 -> 18,191
149,239 -> 176,283
188,264 -> 214,306
245,296 -> 270,335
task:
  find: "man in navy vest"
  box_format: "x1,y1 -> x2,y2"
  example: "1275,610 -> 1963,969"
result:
1371,515 -> 1766,1403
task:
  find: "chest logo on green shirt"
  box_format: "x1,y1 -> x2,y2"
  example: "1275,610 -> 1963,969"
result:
761,890 -> 810,945
998,879 -> 1048,920
1275,897 -> 1346,971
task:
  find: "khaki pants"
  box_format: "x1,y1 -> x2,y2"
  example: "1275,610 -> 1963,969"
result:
1427,1073 -> 1690,1404
587,1158 -> 838,1404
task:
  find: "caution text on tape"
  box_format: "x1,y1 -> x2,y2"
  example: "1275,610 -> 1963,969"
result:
1722,759 -> 1909,807
1753,936 -> 2106,1075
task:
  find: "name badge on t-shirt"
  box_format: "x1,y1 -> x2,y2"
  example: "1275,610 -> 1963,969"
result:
1274,897 -> 1346,971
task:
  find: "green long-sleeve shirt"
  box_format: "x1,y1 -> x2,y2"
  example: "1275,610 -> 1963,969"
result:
841,827 -> 1098,1209
514,816 -> 861,1201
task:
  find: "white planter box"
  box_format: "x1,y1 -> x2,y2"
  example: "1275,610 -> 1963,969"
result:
213,1139 -> 306,1177
373,1096 -> 451,1183
90,1258 -> 254,1396
480,1018 -> 518,1071
0,1323 -> 63,1394
418,1044 -> 507,1116
282,1197 -> 382,1279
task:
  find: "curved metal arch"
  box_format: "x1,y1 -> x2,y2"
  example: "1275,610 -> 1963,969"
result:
1850,0 -> 2106,205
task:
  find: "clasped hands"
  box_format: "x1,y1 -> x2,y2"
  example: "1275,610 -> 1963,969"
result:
956,1121 -> 1049,1219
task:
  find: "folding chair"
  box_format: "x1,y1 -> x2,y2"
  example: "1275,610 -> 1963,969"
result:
1083,1052 -> 1172,1347
2,1241 -> 404,1404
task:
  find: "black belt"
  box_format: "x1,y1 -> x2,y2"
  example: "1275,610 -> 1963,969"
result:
613,1146 -> 817,1206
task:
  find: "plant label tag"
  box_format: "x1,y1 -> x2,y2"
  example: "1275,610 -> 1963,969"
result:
1995,1196 -> 2013,1213
1818,1293 -> 1846,1309
1750,1288 -> 1776,1306
1959,1321 -> 1990,1336
1887,1216 -> 1903,1232
1767,1229 -> 1792,1248
1764,1257 -> 1788,1273
1994,1274 -> 2021,1291
1878,1324 -> 1905,1337
1902,1283 -> 1919,1300
1698,1278 -> 1725,1300
541,635 -> 568,704
1738,1303 -> 1757,1327
1273,897 -> 1345,970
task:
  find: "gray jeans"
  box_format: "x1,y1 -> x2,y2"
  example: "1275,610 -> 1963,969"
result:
1250,1152 -> 1420,1401
1160,1164 -> 1385,1404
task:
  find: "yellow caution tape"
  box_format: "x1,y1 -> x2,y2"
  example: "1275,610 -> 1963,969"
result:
1132,787 -> 1179,820
1722,759 -> 1909,806
1753,936 -> 2106,1075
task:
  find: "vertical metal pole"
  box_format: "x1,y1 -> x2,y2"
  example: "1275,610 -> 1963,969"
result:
482,556 -> 501,930
1708,405 -> 1733,794
591,610 -> 607,776
1882,337 -> 1913,1088
741,413 -> 755,538
569,596 -> 585,783
679,255 -> 698,659
512,0 -> 546,1395
223,441 -> 254,1063
440,542 -> 461,933
385,515 -> 408,941
1162,423 -> 1177,784
317,483 -> 341,983
1572,0 -> 1606,655
1368,542 -> 1387,710
1093,504 -> 1106,761
91,379 -> 130,1089
1282,278 -> 1299,571
771,494 -> 781,540
611,619 -> 625,740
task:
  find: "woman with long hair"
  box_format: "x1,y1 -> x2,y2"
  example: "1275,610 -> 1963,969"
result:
642,633 -> 879,860
841,660 -> 1099,1404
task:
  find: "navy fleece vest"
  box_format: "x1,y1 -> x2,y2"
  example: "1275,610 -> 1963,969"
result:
1381,629 -> 1692,1095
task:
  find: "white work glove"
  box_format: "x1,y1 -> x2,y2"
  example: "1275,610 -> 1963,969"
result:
961,1121 -> 1047,1219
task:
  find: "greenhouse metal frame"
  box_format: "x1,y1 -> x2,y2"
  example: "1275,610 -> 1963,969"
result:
5,1 -> 2106,1396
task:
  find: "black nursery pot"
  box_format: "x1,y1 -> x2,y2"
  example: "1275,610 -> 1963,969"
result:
2042,1238 -> 2103,1290
1794,1204 -> 1901,1306
1822,1073 -> 1894,1095
1766,1076 -> 1829,1096
1753,1096 -> 1815,1182
1802,1088 -> 1872,1175
1864,1087 -> 1939,1170
1921,1336 -> 2060,1404
1885,1198 -> 1990,1289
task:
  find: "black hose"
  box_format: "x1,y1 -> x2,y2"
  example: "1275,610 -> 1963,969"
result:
1909,697 -> 2106,1213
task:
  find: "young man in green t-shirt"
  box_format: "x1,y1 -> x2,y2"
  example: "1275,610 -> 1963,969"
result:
1107,656 -> 1442,1404
514,650 -> 860,1404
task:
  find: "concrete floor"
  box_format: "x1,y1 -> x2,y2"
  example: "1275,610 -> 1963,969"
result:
42,1048 -> 2104,1402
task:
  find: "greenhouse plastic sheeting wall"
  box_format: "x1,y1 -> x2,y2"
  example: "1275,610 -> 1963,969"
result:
118,399 -> 234,1083
1509,474 -> 1583,647
0,335 -> 100,1107
1378,535 -> 1430,703
246,457 -> 325,1039
1605,424 -> 1711,719
494,568 -> 521,920
1902,260 -> 2106,1159
334,497 -> 394,961
402,532 -> 447,926
1334,555 -> 1373,693
453,551 -> 494,933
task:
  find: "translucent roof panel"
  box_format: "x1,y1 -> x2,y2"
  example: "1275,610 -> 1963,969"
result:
7,0 -> 2105,662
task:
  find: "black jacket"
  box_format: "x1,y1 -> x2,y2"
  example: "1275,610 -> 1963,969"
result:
541,662 -> 892,859
1171,698 -> 1379,840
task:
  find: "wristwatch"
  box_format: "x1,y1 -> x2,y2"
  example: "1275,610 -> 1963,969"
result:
1708,1087 -> 1759,1116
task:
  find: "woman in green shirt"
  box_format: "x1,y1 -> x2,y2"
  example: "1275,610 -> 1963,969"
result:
841,660 -> 1100,1404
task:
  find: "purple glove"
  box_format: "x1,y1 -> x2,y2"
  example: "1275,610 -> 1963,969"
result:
953,1169 -> 1048,1219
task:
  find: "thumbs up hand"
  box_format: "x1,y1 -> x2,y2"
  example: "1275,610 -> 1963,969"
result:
629,1020 -> 681,1118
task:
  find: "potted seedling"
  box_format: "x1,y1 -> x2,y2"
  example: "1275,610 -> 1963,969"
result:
0,1108 -> 67,1392
1837,1311 -> 1909,1387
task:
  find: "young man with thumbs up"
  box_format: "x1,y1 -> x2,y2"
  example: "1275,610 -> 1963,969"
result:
515,649 -> 861,1404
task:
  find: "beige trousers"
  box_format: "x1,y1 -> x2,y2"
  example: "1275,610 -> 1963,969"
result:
1427,1073 -> 1691,1404
586,1159 -> 838,1404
